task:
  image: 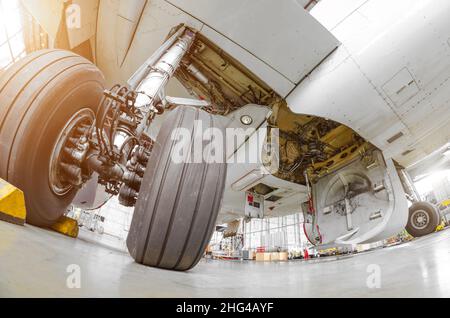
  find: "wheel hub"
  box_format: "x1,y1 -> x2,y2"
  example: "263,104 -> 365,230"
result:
411,210 -> 429,230
49,109 -> 95,196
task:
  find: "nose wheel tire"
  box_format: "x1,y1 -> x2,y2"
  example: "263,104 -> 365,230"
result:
406,201 -> 440,238
0,50 -> 105,227
127,107 -> 227,271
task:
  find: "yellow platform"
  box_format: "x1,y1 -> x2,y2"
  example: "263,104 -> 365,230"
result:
0,178 -> 26,226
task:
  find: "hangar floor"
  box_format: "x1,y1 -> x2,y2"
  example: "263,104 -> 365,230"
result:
1,221 -> 450,298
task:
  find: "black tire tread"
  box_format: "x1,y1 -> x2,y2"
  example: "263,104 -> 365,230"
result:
0,49 -> 105,226
127,107 -> 226,271
0,50 -> 92,178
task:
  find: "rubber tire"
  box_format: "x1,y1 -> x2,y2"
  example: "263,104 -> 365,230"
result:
406,201 -> 440,238
127,107 -> 227,271
0,50 -> 105,227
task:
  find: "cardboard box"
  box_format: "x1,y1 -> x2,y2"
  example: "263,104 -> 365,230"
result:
256,253 -> 265,262
271,253 -> 280,261
279,252 -> 289,261
263,253 -> 272,262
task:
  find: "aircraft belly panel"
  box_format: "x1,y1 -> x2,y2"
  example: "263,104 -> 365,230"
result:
97,0 -> 296,97
288,0 -> 450,168
286,51 -> 411,160
166,0 -> 340,84
200,26 -> 295,97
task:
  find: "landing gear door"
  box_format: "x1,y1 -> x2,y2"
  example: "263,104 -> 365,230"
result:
312,150 -> 408,245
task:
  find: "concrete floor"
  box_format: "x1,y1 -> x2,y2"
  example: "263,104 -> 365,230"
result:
1,221 -> 450,298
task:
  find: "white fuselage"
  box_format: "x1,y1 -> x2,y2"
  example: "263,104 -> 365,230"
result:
288,0 -> 450,169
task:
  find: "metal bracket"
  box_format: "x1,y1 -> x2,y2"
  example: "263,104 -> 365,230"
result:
165,96 -> 211,108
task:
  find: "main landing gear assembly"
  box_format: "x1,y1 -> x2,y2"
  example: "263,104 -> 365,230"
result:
0,25 -> 441,271
0,27 -> 226,271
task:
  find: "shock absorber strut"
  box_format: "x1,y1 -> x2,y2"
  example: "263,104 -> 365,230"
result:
134,28 -> 197,137
117,28 -> 197,205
